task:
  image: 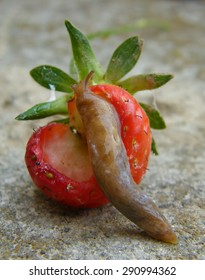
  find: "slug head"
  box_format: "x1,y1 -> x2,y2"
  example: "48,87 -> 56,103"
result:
71,71 -> 94,97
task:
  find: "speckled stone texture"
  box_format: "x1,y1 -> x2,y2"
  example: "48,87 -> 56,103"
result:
0,0 -> 205,259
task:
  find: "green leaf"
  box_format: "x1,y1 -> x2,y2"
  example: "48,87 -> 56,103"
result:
140,103 -> 166,129
105,36 -> 143,82
69,58 -> 79,81
117,74 -> 173,94
87,19 -> 170,39
30,65 -> 77,93
151,137 -> 159,155
65,20 -> 103,83
15,95 -> 72,120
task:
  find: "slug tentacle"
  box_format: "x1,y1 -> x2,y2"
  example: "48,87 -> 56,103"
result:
73,73 -> 178,244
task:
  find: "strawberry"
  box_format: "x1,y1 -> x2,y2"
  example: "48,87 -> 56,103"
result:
25,122 -> 108,208
16,20 -> 172,208
90,84 -> 151,184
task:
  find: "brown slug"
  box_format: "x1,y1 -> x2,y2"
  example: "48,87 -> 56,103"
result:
73,72 -> 178,244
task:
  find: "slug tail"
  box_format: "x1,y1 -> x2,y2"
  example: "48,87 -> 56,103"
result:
160,228 -> 178,244
147,225 -> 178,244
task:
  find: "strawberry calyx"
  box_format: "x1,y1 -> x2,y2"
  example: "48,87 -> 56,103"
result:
15,20 -> 173,154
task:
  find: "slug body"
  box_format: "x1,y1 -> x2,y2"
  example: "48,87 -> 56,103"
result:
73,74 -> 178,244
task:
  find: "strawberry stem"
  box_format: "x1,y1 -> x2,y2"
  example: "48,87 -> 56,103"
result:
87,19 -> 170,39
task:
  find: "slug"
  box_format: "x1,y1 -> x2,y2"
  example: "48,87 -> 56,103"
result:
73,72 -> 178,244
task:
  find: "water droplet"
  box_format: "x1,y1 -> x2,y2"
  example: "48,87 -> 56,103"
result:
48,84 -> 56,101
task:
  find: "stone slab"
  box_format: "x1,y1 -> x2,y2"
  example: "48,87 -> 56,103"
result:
0,0 -> 205,259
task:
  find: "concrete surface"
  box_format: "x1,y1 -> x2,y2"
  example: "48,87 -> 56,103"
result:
0,0 -> 205,259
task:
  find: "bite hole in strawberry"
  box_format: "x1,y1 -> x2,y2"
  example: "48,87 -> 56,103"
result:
41,123 -> 94,182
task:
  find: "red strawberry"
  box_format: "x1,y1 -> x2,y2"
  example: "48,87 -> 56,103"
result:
25,83 -> 151,207
90,84 -> 151,184
16,20 -> 172,208
25,122 -> 108,208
